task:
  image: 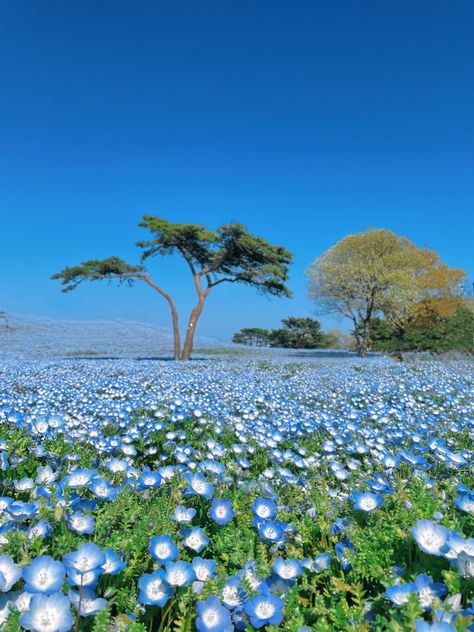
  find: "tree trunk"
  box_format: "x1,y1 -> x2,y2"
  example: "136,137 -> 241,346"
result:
356,320 -> 370,358
181,298 -> 205,360
169,303 -> 181,361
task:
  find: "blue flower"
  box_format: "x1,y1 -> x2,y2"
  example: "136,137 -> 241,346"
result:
180,527 -> 209,553
184,473 -> 214,500
414,621 -> 455,631
414,574 -> 447,610
221,576 -> 247,610
271,558 -> 303,581
385,583 -> 416,606
192,557 -> 217,582
149,535 -> 179,563
66,511 -> 95,535
244,589 -> 284,628
63,543 -> 106,574
138,570 -> 174,606
101,548 -> 126,575
20,592 -> 73,632
209,499 -> 234,525
170,505 -> 196,524
411,520 -> 449,556
164,560 -> 196,587
257,521 -> 284,543
0,555 -> 22,591
196,595 -> 233,632
251,497 -> 276,521
69,587 -> 107,616
454,492 -> 474,516
350,491 -> 384,512
23,556 -> 65,594
137,470 -> 163,491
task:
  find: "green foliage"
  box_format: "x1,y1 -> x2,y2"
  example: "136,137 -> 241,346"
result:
369,306 -> 474,352
233,317 -> 331,349
51,257 -> 144,292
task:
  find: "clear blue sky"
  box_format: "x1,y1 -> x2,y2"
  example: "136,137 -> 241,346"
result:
1,1 -> 473,340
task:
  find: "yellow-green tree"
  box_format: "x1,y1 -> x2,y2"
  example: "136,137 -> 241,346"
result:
307,228 -> 465,357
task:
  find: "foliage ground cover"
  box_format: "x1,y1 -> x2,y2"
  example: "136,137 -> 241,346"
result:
0,355 -> 473,631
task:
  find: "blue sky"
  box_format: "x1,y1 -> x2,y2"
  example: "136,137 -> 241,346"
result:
1,1 -> 473,340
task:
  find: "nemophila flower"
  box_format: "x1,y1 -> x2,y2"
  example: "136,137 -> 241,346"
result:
63,543 -> 106,574
454,492 -> 474,515
87,477 -> 118,501
101,549 -> 126,575
170,505 -> 197,524
271,558 -> 303,581
22,556 -> 66,594
66,511 -> 95,535
69,587 -> 107,616
414,574 -> 447,610
65,468 -> 96,489
184,473 -> 214,499
137,470 -> 162,491
180,527 -> 209,553
221,577 -> 246,610
149,535 -> 179,563
244,589 -> 284,628
14,477 -> 35,492
455,550 -> 474,578
196,595 -> 233,632
192,558 -> 217,582
385,583 -> 416,606
350,491 -> 384,512
257,521 -> 284,543
0,555 -> 22,591
312,553 -> 332,572
20,592 -> 73,632
66,568 -> 101,589
335,541 -> 354,571
209,499 -> 235,525
411,520 -> 449,556
251,497 -> 276,521
330,518 -> 350,536
164,561 -> 196,587
414,621 -> 456,632
28,519 -> 53,540
7,501 -> 38,522
138,570 -> 174,606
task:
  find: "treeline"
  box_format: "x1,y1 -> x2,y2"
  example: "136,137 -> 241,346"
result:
233,317 -> 338,349
368,305 -> 474,353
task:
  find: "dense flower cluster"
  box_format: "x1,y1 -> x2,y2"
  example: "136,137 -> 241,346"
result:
0,355 -> 472,630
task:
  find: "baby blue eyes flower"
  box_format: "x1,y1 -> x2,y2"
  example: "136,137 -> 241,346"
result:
271,558 -> 303,581
137,470 -> 163,491
87,478 -> 118,501
257,521 -> 283,543
66,511 -> 95,535
209,499 -> 235,525
184,473 -> 214,500
63,543 -> 106,574
22,556 -> 66,594
149,535 -> 179,563
411,520 -> 449,556
350,491 -> 384,511
65,468 -> 97,489
138,569 -> 174,606
192,557 -> 217,582
20,592 -> 73,632
414,621 -> 456,632
101,549 -> 126,575
180,527 -> 209,553
164,561 -> 196,587
0,555 -> 22,591
454,492 -> 474,515
69,587 -> 107,616
385,583 -> 416,606
244,590 -> 284,628
413,574 -> 447,609
251,497 -> 276,520
170,505 -> 196,524
196,595 -> 233,632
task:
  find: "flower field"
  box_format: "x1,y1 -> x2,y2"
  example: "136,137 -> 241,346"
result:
0,355 -> 473,631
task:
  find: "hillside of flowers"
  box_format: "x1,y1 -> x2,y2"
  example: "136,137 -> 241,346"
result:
0,355 -> 473,631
